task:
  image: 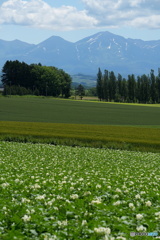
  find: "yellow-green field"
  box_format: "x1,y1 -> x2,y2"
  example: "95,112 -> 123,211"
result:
1,121 -> 160,152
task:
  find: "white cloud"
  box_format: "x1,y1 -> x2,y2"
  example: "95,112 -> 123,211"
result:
0,0 -> 160,30
82,0 -> 160,29
0,0 -> 98,30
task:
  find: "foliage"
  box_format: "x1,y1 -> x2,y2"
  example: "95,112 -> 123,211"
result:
96,68 -> 103,101
97,68 -> 160,103
0,141 -> 159,239
1,60 -> 72,98
76,84 -> 85,100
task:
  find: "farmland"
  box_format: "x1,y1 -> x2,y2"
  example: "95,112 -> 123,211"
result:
0,141 -> 159,240
0,96 -> 160,239
0,96 -> 160,152
0,96 -> 160,125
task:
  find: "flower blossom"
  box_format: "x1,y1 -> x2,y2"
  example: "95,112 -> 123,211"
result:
136,225 -> 147,232
22,215 -> 31,222
145,201 -> 152,206
94,227 -> 111,235
136,214 -> 143,220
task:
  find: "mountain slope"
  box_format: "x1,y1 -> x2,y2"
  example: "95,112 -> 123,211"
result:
0,31 -> 160,76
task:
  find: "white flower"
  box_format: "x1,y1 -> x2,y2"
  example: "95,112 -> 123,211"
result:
155,212 -> 160,219
21,198 -> 30,203
136,225 -> 146,232
91,198 -> 102,204
104,235 -> 109,240
113,200 -> 121,206
82,220 -> 87,226
57,220 -> 68,227
1,182 -> 9,188
31,183 -> 41,189
79,178 -> 84,181
129,203 -> 135,209
116,237 -> 126,240
116,188 -> 122,193
15,179 -> 20,183
35,194 -> 46,200
113,194 -> 119,199
136,214 -> 143,220
83,191 -> 91,196
30,229 -> 38,236
96,184 -> 102,188
140,191 -> 146,195
70,194 -> 79,199
94,227 -> 111,235
22,214 -> 31,222
135,194 -> 141,199
145,201 -> 152,206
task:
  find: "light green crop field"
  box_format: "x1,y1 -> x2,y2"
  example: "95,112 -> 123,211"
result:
0,96 -> 160,151
0,141 -> 159,240
0,142 -> 160,240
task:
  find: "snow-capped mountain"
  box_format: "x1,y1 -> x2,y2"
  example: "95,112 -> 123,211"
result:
0,31 -> 160,77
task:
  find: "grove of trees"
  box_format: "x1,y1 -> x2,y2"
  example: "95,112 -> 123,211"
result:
2,60 -> 72,98
96,68 -> 160,103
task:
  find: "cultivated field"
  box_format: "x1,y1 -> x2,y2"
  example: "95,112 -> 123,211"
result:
0,96 -> 160,151
0,96 -> 160,125
0,141 -> 159,240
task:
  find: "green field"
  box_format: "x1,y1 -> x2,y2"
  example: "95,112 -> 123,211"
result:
0,96 -> 160,151
0,141 -> 159,240
0,96 -> 160,125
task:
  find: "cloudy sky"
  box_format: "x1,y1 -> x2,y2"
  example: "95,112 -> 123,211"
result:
0,0 -> 160,44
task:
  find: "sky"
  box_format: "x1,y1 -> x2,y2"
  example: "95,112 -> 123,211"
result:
0,0 -> 160,44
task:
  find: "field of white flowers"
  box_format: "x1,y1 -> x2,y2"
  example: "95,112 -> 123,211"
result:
0,141 -> 159,240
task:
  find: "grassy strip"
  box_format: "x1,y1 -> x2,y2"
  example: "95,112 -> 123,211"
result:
1,121 -> 160,152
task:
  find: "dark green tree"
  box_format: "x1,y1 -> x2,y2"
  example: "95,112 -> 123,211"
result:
2,60 -> 72,98
127,74 -> 136,102
103,70 -> 109,101
96,68 -> 103,101
108,71 -> 116,101
76,84 -> 85,100
150,69 -> 157,103
121,78 -> 128,102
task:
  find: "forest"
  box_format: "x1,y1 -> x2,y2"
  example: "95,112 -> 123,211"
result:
1,60 -> 72,98
96,68 -> 160,103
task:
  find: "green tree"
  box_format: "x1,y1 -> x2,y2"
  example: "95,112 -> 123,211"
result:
103,70 -> 109,101
108,71 -> 116,101
96,68 -> 103,101
121,78 -> 128,102
2,60 -> 72,98
76,84 -> 85,100
127,74 -> 136,102
150,69 -> 157,103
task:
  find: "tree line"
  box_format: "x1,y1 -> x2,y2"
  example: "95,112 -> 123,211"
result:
2,60 -> 72,98
96,68 -> 160,103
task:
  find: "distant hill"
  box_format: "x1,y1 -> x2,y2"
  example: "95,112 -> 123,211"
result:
0,31 -> 160,77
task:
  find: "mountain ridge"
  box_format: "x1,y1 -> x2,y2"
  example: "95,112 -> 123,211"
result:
0,31 -> 160,77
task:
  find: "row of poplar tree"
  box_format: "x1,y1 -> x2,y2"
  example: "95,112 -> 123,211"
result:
2,60 -> 72,98
96,68 -> 160,103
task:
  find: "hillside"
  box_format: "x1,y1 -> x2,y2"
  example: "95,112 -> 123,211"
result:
0,31 -> 160,76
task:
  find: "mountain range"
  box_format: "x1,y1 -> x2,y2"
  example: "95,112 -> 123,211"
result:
0,31 -> 160,77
